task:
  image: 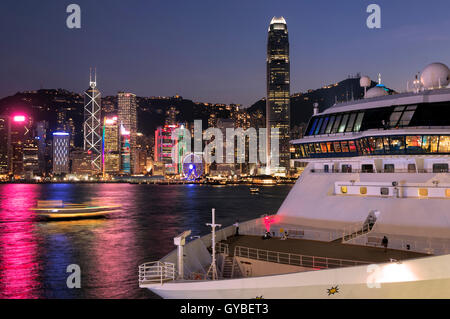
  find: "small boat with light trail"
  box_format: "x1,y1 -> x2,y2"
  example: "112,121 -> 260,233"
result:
31,200 -> 120,220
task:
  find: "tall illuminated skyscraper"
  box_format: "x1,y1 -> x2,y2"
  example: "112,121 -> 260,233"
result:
0,115 -> 10,175
266,17 -> 290,174
52,132 -> 70,174
102,116 -> 120,175
83,69 -> 102,173
118,92 -> 137,174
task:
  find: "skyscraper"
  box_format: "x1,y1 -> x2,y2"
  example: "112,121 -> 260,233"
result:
52,132 -> 70,174
10,114 -> 34,179
266,17 -> 290,174
118,92 -> 137,174
0,115 -> 10,175
83,70 -> 102,173
102,116 -> 120,175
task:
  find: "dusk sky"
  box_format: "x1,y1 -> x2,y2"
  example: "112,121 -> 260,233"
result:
2,0 -> 450,107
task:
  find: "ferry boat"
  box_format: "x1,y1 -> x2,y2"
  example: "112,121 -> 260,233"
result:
139,63 -> 450,298
32,200 -> 120,220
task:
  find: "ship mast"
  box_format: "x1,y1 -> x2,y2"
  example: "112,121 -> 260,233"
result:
206,208 -> 221,280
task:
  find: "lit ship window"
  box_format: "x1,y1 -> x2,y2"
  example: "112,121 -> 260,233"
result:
340,186 -> 348,194
360,187 -> 367,195
418,188 -> 428,197
446,189 -> 450,197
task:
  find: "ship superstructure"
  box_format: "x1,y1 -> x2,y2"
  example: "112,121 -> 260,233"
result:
139,63 -> 450,298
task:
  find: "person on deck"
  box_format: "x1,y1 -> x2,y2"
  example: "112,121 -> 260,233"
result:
382,236 -> 389,252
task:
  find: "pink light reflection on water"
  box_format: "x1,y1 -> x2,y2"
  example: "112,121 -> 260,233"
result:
0,184 -> 41,299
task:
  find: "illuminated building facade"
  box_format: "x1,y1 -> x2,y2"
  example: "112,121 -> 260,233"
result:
118,92 -> 137,173
0,115 -> 10,175
266,17 -> 290,173
10,114 -> 34,178
155,124 -> 187,175
83,70 -> 102,173
52,132 -> 70,174
102,116 -> 120,175
70,149 -> 94,176
120,124 -> 131,174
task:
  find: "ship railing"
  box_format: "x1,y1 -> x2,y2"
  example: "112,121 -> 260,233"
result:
138,261 -> 176,285
216,242 -> 230,255
310,168 -> 443,174
234,246 -> 369,269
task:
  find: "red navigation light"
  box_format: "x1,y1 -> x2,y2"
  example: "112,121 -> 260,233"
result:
87,150 -> 92,155
13,115 -> 26,122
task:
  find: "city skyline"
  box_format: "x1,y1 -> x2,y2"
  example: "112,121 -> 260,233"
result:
2,1 -> 450,107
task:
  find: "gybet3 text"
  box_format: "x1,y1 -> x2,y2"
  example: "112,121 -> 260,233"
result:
180,303 -> 269,317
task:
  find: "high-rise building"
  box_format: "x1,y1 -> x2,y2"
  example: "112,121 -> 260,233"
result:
83,70 -> 102,173
0,115 -> 10,175
70,148 -> 94,176
118,92 -> 137,174
102,116 -> 120,175
154,124 -> 187,175
120,124 -> 131,174
36,121 -> 48,175
266,17 -> 290,174
52,132 -> 70,174
10,114 -> 34,179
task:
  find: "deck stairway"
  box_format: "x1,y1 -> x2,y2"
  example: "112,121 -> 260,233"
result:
332,222 -> 375,243
221,256 -> 242,279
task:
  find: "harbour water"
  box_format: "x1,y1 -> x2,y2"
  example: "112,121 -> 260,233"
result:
0,183 -> 292,299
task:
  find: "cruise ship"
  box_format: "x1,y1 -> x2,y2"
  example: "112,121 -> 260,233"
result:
139,63 -> 450,298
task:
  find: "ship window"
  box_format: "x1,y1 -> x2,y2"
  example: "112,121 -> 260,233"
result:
383,137 -> 390,153
408,164 -> 416,172
326,142 -> 334,153
389,107 -> 405,127
446,189 -> 450,197
406,136 -> 423,153
333,141 -> 342,152
314,118 -> 324,135
418,188 -> 428,197
360,187 -> 367,195
341,186 -> 348,194
367,137 -> 377,153
315,143 -> 321,153
362,164 -> 374,173
433,163 -> 449,173
331,115 -> 342,133
325,116 -> 335,134
320,143 -> 328,153
320,117 -> 329,135
353,112 -> 364,132
398,106 -> 416,126
308,143 -> 315,153
384,164 -> 395,173
308,118 -> 318,135
438,136 -> 450,153
389,136 -> 405,154
324,164 -> 329,173
345,113 -> 357,132
348,141 -> 357,152
338,114 -> 349,133
380,187 -> 389,196
422,136 -> 439,153
341,164 -> 352,173
341,141 -> 349,152
374,137 -> 384,154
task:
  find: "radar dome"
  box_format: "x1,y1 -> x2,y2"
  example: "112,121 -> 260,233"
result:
360,76 -> 371,87
365,86 -> 388,99
420,62 -> 450,89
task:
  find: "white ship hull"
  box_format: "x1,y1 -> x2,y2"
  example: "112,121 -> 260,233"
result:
143,254 -> 450,299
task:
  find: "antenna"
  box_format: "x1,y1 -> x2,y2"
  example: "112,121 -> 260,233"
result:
378,73 -> 382,85
206,208 -> 221,280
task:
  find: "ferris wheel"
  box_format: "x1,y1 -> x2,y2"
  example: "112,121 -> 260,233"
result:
182,153 -> 204,180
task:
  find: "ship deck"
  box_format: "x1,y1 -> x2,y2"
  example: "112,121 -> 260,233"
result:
222,235 -> 428,263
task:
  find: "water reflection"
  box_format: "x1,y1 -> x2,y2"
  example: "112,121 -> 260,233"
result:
0,184 -> 41,298
0,183 -> 291,298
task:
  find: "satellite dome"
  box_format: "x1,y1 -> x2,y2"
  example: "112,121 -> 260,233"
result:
360,76 -> 371,87
365,86 -> 388,99
420,62 -> 450,89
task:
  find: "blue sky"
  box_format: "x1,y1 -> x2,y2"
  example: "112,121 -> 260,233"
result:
1,0 -> 450,106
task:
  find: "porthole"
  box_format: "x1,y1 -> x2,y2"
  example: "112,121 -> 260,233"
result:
418,188 -> 428,197
341,186 -> 348,194
360,187 -> 367,195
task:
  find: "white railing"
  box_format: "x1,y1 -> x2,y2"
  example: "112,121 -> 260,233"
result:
138,261 -> 176,285
216,242 -> 229,255
234,246 -> 369,269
